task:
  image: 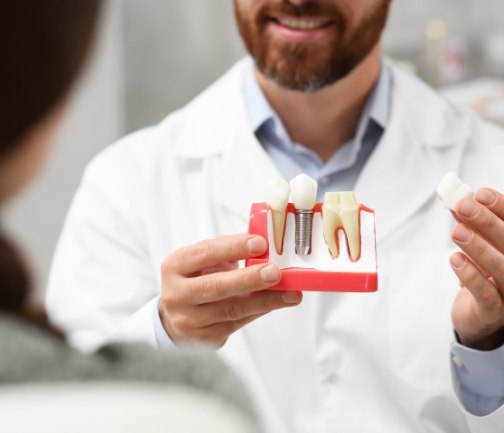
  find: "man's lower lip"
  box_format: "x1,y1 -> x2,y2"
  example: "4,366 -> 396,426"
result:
268,21 -> 335,43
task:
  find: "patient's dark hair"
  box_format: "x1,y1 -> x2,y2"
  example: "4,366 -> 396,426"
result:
0,1 -> 102,150
0,1 -> 102,334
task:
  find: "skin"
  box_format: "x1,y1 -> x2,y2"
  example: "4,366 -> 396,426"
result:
160,235 -> 302,347
159,0 -> 391,346
0,103 -> 65,202
451,189 -> 504,350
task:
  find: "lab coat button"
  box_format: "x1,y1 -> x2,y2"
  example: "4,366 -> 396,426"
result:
452,355 -> 464,369
319,176 -> 330,185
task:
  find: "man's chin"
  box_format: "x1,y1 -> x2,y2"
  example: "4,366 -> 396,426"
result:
257,58 -> 343,92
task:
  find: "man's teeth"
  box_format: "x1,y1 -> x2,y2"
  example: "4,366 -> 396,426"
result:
277,18 -> 329,30
322,192 -> 361,261
264,177 -> 290,254
437,172 -> 474,211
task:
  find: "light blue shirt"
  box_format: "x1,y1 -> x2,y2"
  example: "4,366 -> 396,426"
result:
243,57 -> 389,196
155,58 -> 504,416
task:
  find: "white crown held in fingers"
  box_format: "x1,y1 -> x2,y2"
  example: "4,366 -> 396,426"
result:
437,172 -> 474,210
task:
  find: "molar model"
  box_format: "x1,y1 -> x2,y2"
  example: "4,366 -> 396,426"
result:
436,172 -> 474,210
246,174 -> 378,292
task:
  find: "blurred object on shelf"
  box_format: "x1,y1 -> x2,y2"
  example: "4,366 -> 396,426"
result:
395,60 -> 418,76
441,37 -> 467,84
424,20 -> 447,87
423,20 -> 468,88
441,79 -> 504,126
481,25 -> 504,76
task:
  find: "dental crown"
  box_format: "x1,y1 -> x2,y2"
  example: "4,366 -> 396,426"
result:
437,172 -> 474,210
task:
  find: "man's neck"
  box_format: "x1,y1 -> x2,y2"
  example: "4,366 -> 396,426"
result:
255,45 -> 382,162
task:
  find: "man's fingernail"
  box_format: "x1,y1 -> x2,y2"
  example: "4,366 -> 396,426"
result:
453,225 -> 473,243
450,253 -> 466,269
282,291 -> 301,304
476,189 -> 496,206
248,237 -> 267,254
260,264 -> 280,283
458,200 -> 478,218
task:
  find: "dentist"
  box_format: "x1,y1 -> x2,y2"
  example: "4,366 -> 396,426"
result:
47,1 -> 504,432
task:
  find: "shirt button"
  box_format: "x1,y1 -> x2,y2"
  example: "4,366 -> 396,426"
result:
319,176 -> 330,186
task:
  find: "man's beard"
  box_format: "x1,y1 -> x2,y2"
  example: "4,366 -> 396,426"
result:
234,1 -> 391,92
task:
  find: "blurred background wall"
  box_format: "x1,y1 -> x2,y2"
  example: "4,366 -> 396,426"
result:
124,0 -> 504,131
4,0 -> 504,299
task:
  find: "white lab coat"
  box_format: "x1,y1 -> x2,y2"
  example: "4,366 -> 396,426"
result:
47,59 -> 504,432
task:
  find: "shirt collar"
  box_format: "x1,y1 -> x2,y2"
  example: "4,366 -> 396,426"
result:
243,57 -> 276,133
243,56 -> 391,142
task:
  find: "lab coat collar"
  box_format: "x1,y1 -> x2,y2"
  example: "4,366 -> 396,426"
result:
173,58 -> 473,240
214,114 -> 280,223
173,60 -> 249,159
173,58 -> 280,223
354,62 -> 472,242
173,58 -> 471,159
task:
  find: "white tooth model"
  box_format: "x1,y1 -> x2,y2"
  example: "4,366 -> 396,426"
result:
437,172 -> 474,210
264,177 -> 290,254
290,174 -> 318,256
322,192 -> 361,261
289,174 -> 318,210
246,174 -> 378,292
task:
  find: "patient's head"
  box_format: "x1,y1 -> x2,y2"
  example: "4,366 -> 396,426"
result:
0,0 -> 101,328
0,1 -> 102,200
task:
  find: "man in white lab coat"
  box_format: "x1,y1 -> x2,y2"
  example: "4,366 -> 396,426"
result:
46,0 -> 504,431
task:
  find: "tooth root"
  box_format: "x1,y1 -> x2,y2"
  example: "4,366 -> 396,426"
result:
339,207 -> 360,261
322,206 -> 341,258
322,192 -> 361,261
271,209 -> 287,255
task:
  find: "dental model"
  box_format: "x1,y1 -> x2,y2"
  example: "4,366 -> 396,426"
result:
290,174 -> 318,256
437,172 -> 474,210
264,177 -> 290,254
246,175 -> 378,292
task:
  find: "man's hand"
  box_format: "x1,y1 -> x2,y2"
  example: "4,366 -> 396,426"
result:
159,234 -> 302,348
451,188 -> 504,350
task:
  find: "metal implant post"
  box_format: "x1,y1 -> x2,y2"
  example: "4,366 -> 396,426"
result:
295,209 -> 314,256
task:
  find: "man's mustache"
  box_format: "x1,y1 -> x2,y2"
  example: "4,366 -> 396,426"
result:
257,2 -> 346,30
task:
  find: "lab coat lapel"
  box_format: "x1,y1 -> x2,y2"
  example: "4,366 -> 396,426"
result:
214,105 -> 280,224
354,66 -> 469,243
173,59 -> 279,225
176,60 -> 470,240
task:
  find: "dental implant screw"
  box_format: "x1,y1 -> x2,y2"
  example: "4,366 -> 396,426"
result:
295,209 -> 314,256
289,173 -> 318,257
